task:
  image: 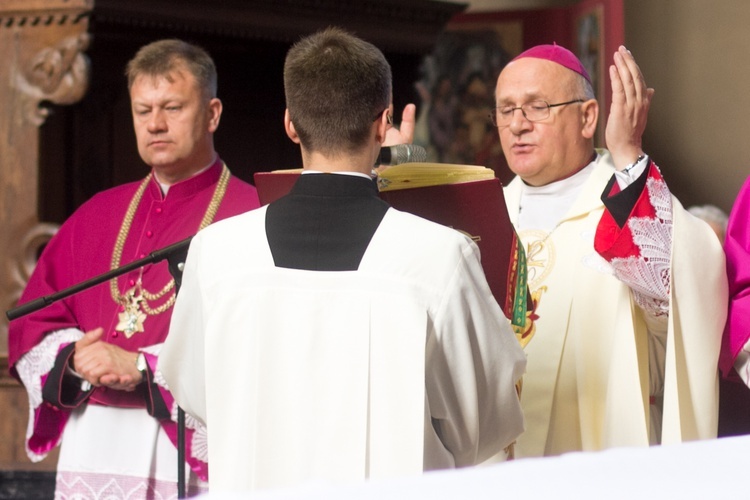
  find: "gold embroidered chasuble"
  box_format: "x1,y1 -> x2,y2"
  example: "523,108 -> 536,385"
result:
504,151 -> 726,458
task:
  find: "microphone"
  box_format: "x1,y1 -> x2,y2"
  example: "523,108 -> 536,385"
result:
376,144 -> 427,166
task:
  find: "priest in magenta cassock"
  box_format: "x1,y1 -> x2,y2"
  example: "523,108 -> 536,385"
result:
720,175 -> 750,385
7,40 -> 260,498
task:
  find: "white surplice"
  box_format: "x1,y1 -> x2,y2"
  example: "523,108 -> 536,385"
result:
161,205 -> 526,493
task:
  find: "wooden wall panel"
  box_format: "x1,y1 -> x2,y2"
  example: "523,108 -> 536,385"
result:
0,0 -> 92,473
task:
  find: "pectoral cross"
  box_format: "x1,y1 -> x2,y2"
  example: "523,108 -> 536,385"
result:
116,288 -> 147,338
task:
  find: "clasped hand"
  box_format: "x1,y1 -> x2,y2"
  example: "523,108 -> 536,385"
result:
72,327 -> 143,391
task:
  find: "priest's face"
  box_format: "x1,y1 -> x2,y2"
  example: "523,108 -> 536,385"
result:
495,58 -> 596,187
130,67 -> 222,184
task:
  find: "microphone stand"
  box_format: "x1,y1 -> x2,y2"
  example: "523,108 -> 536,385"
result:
6,235 -> 193,499
7,236 -> 192,321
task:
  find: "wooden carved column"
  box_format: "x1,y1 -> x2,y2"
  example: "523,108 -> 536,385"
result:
0,0 -> 91,470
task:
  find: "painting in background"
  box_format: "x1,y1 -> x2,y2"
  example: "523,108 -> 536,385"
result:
575,4 -> 606,147
413,20 -> 522,184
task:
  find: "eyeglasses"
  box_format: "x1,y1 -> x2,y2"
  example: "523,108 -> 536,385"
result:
489,99 -> 585,128
373,109 -> 393,124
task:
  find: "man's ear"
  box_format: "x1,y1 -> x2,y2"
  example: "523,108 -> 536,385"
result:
580,99 -> 599,140
284,109 -> 301,144
207,98 -> 223,133
375,108 -> 392,145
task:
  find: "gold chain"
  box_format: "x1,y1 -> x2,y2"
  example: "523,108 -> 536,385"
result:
109,164 -> 230,316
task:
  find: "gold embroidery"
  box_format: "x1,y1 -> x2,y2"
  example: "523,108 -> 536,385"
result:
455,228 -> 481,243
513,286 -> 546,348
520,229 -> 555,289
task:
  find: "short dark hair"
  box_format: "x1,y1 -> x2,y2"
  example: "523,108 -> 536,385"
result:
283,27 -> 392,155
126,39 -> 217,99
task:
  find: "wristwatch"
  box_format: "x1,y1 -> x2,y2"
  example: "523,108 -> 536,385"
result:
135,352 -> 148,373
